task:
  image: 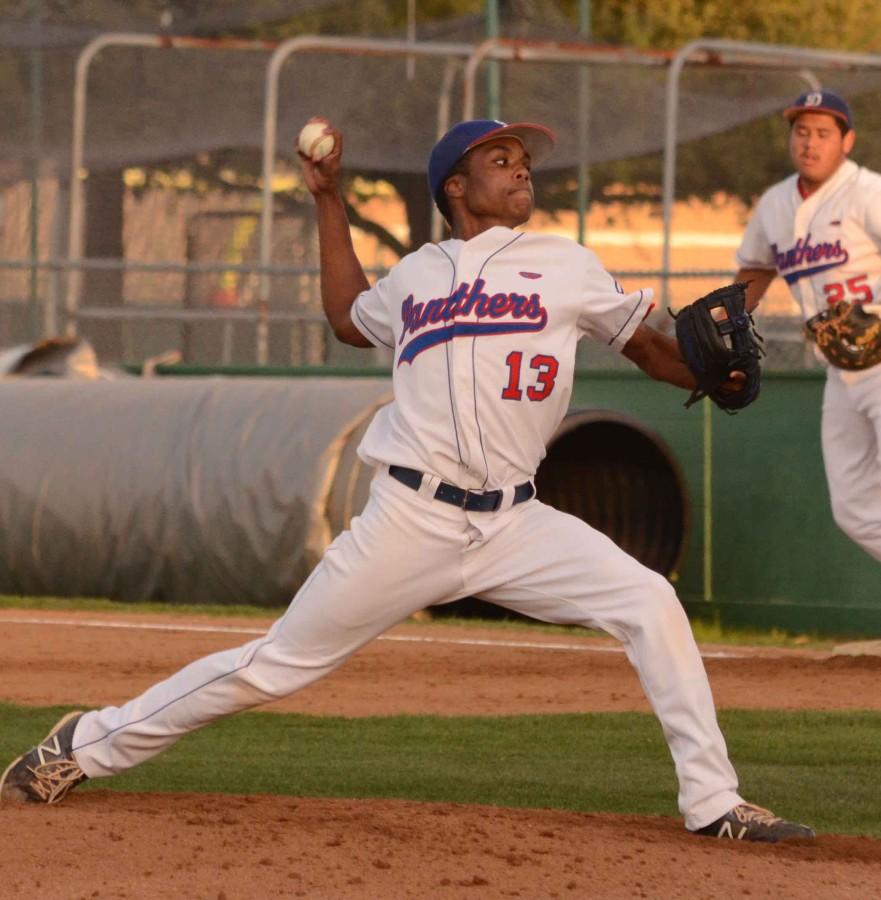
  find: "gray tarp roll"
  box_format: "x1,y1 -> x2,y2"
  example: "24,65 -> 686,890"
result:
0,378 -> 391,605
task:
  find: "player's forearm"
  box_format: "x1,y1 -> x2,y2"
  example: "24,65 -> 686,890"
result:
639,333 -> 747,401
736,268 -> 776,313
314,191 -> 372,346
622,326 -> 696,390
641,335 -> 696,390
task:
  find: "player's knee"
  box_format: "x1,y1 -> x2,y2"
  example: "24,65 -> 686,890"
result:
643,570 -> 678,603
831,500 -> 881,542
632,572 -> 684,624
830,496 -> 851,531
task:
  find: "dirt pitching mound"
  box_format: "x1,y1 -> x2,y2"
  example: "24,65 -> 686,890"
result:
3,792 -> 879,900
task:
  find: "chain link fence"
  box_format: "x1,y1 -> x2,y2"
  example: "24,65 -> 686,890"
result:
3,12 -> 880,370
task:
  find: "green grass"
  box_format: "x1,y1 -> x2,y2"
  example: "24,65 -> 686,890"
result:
2,704 -> 878,837
0,594 -> 280,619
0,594 -> 842,649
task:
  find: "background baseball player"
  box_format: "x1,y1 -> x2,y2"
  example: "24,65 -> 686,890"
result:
735,89 -> 881,563
1,117 -> 813,842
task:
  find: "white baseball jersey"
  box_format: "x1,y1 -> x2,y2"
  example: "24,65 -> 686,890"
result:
736,158 -> 881,320
350,225 -> 653,489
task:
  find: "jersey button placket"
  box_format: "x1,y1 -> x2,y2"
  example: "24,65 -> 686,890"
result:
451,252 -> 482,484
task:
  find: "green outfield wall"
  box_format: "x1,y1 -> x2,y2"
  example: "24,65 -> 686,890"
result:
138,364 -> 880,637
570,370 -> 880,637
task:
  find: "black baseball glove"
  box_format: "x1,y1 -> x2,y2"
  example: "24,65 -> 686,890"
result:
670,282 -> 764,413
805,300 -> 881,371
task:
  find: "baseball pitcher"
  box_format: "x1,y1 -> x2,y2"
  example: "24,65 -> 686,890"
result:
1,117 -> 812,843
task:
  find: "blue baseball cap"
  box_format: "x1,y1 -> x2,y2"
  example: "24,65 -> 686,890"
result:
784,89 -> 853,130
428,119 -> 556,217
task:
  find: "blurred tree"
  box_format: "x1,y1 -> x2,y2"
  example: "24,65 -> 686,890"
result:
582,0 -> 881,52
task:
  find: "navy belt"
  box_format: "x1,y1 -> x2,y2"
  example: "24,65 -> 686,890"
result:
389,465 -> 534,513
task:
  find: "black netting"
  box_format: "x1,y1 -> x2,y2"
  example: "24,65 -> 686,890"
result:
3,3 -> 881,365
4,39 -> 881,178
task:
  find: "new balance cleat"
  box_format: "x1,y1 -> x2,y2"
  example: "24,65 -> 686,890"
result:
694,802 -> 816,842
0,711 -> 88,805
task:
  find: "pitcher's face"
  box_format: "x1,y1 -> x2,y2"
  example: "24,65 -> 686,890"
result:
445,137 -> 535,233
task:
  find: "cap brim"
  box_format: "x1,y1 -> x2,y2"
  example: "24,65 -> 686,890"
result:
783,105 -> 850,127
465,122 -> 556,167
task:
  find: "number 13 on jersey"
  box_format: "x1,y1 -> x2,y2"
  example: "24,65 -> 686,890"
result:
501,350 -> 559,401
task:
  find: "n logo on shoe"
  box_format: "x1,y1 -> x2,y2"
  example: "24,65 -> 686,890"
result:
37,734 -> 61,763
717,821 -> 748,840
36,736 -> 63,764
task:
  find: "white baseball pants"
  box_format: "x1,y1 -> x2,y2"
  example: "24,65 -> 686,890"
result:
71,467 -> 742,830
822,365 -> 881,563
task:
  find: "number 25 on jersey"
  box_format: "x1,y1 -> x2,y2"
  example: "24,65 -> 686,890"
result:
824,274 -> 873,305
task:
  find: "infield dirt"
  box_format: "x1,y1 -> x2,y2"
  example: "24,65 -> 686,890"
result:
1,609 -> 880,899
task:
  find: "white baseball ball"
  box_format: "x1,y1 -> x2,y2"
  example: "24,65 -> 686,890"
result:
298,121 -> 335,161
